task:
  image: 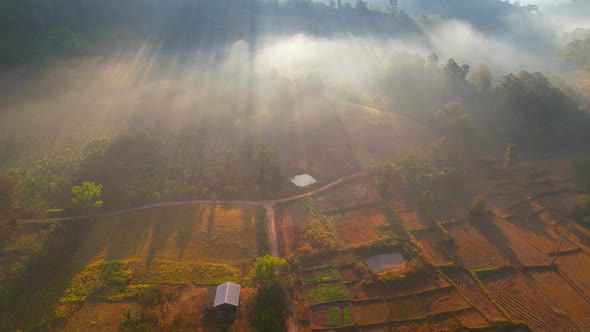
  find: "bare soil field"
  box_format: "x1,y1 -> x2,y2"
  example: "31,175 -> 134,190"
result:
395,209 -> 435,231
387,296 -> 426,321
533,191 -> 584,213
446,222 -> 508,270
454,308 -> 491,329
328,206 -> 389,247
418,288 -> 471,314
506,200 -> 545,218
357,272 -> 451,299
528,270 -> 590,330
445,269 -> 506,322
351,299 -> 389,324
555,252 -> 590,298
506,217 -> 577,255
487,192 -> 529,211
313,179 -> 382,212
413,229 -> 454,265
481,271 -> 576,331
490,218 -> 552,267
530,209 -> 563,226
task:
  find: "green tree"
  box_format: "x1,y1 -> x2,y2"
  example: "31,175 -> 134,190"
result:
250,255 -> 289,285
69,181 -> 103,214
252,280 -> 290,332
250,255 -> 291,332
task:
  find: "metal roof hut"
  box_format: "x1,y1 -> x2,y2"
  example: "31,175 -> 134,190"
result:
206,282 -> 241,320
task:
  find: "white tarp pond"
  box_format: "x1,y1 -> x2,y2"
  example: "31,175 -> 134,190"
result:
290,174 -> 317,187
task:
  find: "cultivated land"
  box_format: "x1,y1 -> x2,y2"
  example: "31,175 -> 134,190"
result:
284,151 -> 590,331
3,104 -> 590,332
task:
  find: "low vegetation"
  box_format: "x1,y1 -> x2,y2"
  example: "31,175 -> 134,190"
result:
306,284 -> 349,303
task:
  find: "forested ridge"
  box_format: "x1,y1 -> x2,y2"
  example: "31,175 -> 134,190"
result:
0,0 -> 418,67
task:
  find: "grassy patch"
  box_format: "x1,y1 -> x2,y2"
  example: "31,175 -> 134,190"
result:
327,307 -> 341,327
303,267 -> 339,284
59,261 -> 131,303
306,284 -> 349,303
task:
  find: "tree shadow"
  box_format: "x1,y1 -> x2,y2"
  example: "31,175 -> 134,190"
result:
106,216 -> 152,261
176,207 -> 204,260
206,204 -> 217,238
145,211 -> 179,267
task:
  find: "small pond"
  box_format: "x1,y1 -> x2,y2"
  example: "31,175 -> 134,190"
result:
290,174 -> 318,187
364,252 -> 405,272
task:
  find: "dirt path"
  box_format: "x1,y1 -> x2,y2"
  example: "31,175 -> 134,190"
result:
20,171 -> 367,257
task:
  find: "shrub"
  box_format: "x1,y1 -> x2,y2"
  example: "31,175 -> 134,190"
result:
470,196 -> 487,216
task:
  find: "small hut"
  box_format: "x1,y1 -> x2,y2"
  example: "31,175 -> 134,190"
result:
206,282 -> 241,320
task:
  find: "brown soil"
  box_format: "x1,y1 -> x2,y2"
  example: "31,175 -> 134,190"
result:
446,222 -> 508,270
446,269 -> 506,322
414,229 -> 453,265
555,252 -> 590,298
396,210 -> 435,231
352,300 -> 389,325
529,270 -> 590,330
482,271 -> 576,331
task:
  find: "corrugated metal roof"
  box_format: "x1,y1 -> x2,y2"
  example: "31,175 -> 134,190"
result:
214,282 -> 241,307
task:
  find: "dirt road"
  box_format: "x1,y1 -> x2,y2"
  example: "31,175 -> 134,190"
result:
21,171 -> 367,257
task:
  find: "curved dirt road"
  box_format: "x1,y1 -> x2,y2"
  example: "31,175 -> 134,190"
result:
21,171 -> 367,257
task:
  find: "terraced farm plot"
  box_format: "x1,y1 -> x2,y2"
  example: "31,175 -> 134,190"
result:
529,270 -> 590,330
302,267 -> 340,284
311,303 -> 353,328
361,272 -> 451,299
429,197 -> 469,221
491,218 -> 552,267
482,271 -> 576,332
487,192 -> 528,210
417,288 -> 471,315
556,253 -> 590,298
329,206 -> 389,247
445,269 -> 505,322
387,296 -> 426,321
446,223 -> 508,270
305,284 -> 350,303
427,315 -> 462,331
396,209 -> 434,231
414,229 -> 453,265
531,210 -> 563,226
314,181 -> 382,211
352,300 -> 389,324
506,218 -> 577,255
533,191 -> 583,213
507,200 -> 544,218
454,309 -> 490,329
555,222 -> 590,253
